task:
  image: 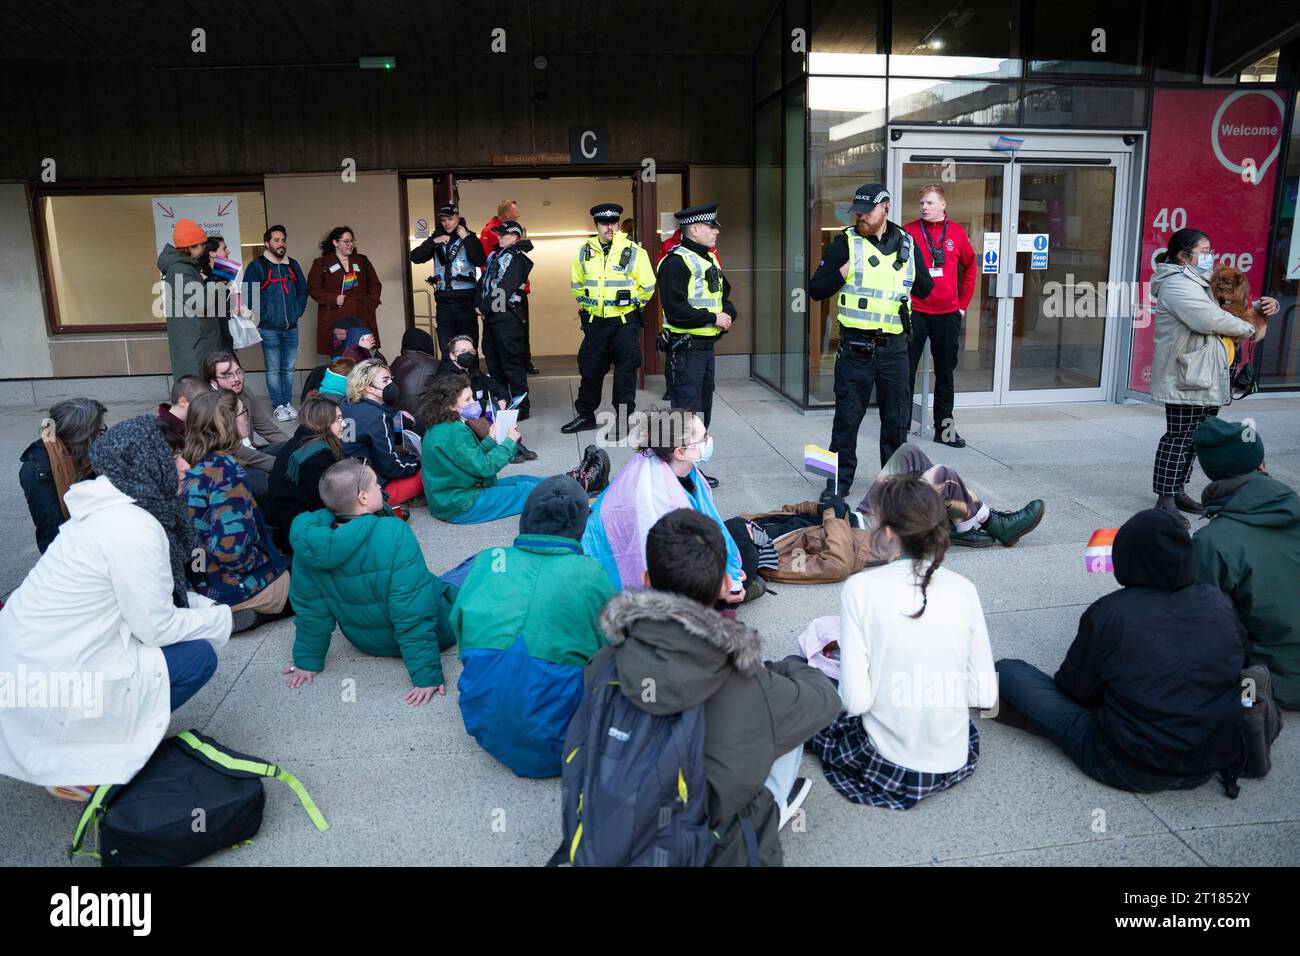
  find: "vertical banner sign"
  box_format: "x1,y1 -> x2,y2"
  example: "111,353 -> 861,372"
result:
1129,90 -> 1285,394
152,195 -> 241,256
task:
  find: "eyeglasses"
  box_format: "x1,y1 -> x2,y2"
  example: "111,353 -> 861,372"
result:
217,369 -> 245,381
356,458 -> 370,500
236,408 -> 250,421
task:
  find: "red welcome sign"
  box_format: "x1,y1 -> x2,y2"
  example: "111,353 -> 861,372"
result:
1129,89 -> 1286,393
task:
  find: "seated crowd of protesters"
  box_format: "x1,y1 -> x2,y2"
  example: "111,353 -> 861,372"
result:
4,347 -> 1297,865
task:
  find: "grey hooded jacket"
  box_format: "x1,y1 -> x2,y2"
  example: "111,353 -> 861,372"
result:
590,589 -> 840,866
1150,262 -> 1254,406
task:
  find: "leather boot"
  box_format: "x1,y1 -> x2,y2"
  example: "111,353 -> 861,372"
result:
1173,490 -> 1204,515
1155,495 -> 1190,530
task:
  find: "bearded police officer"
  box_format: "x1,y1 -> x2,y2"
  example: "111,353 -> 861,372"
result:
409,203 -> 487,355
562,203 -> 657,436
809,183 -> 934,498
657,203 -> 735,488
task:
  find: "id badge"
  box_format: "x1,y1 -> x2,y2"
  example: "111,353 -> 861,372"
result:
929,267 -> 944,278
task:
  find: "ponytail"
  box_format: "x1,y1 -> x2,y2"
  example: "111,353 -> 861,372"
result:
872,475 -> 949,618
1155,228 -> 1208,267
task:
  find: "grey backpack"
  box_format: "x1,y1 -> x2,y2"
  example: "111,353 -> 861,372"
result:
551,656 -> 718,867
1220,663 -> 1284,797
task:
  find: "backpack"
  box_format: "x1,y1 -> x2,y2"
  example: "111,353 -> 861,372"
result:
69,730 -> 328,866
1219,664 -> 1284,798
552,656 -> 718,867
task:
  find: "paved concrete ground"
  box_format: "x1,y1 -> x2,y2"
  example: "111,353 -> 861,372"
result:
1,377 -> 1298,866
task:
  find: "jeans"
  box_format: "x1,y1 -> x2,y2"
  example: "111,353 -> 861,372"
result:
260,326 -> 299,408
764,746 -> 803,809
994,659 -> 1211,793
161,640 -> 218,711
449,475 -> 543,524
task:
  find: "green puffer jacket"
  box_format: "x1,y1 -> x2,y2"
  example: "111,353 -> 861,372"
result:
1194,471 -> 1300,708
289,510 -> 456,687
421,420 -> 517,520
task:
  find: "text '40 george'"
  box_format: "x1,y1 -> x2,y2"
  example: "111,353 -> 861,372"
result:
809,184 -> 935,498
656,204 -> 737,455
562,202 -> 657,437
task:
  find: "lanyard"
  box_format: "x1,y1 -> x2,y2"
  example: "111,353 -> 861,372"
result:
921,218 -> 948,261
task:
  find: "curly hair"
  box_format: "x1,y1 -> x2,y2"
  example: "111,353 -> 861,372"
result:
418,373 -> 473,427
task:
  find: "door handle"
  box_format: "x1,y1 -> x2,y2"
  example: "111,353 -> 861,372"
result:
1010,273 -> 1024,298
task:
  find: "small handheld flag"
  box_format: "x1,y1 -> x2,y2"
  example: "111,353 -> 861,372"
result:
992,134 -> 1025,152
211,255 -> 241,283
804,444 -> 839,495
1085,528 -> 1118,574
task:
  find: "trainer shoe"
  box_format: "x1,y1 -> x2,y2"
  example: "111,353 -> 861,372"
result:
273,404 -> 293,422
949,527 -> 994,548
285,403 -> 298,419
983,500 -> 1046,547
779,777 -> 813,831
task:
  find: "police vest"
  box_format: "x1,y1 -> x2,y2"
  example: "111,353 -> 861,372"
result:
836,227 -> 915,333
483,249 -> 524,306
662,244 -> 723,337
572,234 -> 644,320
438,236 -> 477,292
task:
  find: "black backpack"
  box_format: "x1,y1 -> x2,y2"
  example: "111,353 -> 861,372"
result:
70,730 -> 328,866
1220,664 -> 1284,798
552,657 -> 718,867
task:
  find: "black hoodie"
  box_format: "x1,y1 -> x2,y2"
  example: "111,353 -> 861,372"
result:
1054,508 -> 1247,778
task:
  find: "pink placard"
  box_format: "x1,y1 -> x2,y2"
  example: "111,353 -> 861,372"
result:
1129,89 -> 1286,393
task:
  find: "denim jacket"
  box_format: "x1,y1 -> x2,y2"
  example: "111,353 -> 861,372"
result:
242,256 -> 308,331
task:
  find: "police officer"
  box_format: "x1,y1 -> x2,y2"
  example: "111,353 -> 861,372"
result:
475,220 -> 534,419
809,183 -> 934,498
562,203 -> 656,436
657,203 -> 735,488
409,203 -> 487,355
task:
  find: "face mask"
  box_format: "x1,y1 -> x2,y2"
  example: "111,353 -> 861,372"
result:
688,434 -> 714,467
1195,253 -> 1214,276
455,351 -> 478,371
380,383 -> 400,406
460,400 -> 483,420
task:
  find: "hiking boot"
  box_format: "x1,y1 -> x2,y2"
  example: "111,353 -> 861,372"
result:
569,446 -> 611,495
950,527 -> 994,548
1174,490 -> 1204,515
779,777 -> 812,831
511,440 -> 539,463
561,413 -> 598,435
1155,495 -> 1190,531
983,500 -> 1045,547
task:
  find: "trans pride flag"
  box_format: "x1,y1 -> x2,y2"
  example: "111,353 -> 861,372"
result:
1084,528 -> 1118,574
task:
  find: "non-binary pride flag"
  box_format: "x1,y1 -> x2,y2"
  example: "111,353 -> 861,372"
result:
1085,528 -> 1118,574
804,444 -> 838,478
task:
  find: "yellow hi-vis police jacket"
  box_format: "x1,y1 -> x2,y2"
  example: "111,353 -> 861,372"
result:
570,231 -> 656,321
836,226 -> 916,333
661,243 -> 724,337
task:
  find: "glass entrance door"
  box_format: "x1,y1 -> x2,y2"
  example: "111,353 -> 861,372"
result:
890,131 -> 1134,408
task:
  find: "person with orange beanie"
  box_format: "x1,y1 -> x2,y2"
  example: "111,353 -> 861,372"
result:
158,218 -> 226,379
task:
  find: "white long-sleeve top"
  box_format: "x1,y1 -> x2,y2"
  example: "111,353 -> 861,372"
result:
838,559 -> 998,773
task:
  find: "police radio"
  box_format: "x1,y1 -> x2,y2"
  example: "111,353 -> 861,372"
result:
618,246 -> 633,269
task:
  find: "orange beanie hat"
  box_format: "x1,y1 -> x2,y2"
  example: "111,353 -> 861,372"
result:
172,219 -> 208,248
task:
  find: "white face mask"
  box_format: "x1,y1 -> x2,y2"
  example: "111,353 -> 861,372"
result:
689,434 -> 714,467
1195,253 -> 1214,275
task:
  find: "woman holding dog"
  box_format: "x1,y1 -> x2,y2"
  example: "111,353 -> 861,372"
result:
1149,228 -> 1277,530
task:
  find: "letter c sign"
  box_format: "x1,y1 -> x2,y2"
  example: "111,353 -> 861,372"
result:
570,126 -> 607,164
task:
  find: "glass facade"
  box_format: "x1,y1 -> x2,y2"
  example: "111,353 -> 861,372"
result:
755,0 -> 1300,405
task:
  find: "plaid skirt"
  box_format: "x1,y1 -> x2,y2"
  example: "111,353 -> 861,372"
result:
811,714 -> 980,810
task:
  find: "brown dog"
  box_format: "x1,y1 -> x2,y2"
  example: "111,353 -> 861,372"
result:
1212,265 -> 1267,342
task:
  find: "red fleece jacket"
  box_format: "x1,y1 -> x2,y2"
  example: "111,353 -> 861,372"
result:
903,218 -> 976,315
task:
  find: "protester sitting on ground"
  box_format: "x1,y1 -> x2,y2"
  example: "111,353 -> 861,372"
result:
1191,417 -> 1300,708
591,509 -> 840,865
811,475 -> 998,810
341,359 -> 424,509
265,396 -> 346,557
20,398 -> 106,554
390,327 -> 441,423
438,335 -> 537,463
157,375 -> 208,454
995,507 -> 1247,793
451,476 -> 615,777
420,374 -> 608,524
286,459 -> 457,706
203,349 -> 289,499
301,357 -> 354,402
729,443 -> 1045,585
0,415 -> 234,801
582,407 -> 742,596
182,390 -> 291,623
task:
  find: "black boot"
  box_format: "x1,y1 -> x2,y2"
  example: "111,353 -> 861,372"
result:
561,413 -> 598,434
511,440 -> 539,463
1155,495 -> 1190,530
1173,490 -> 1204,515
